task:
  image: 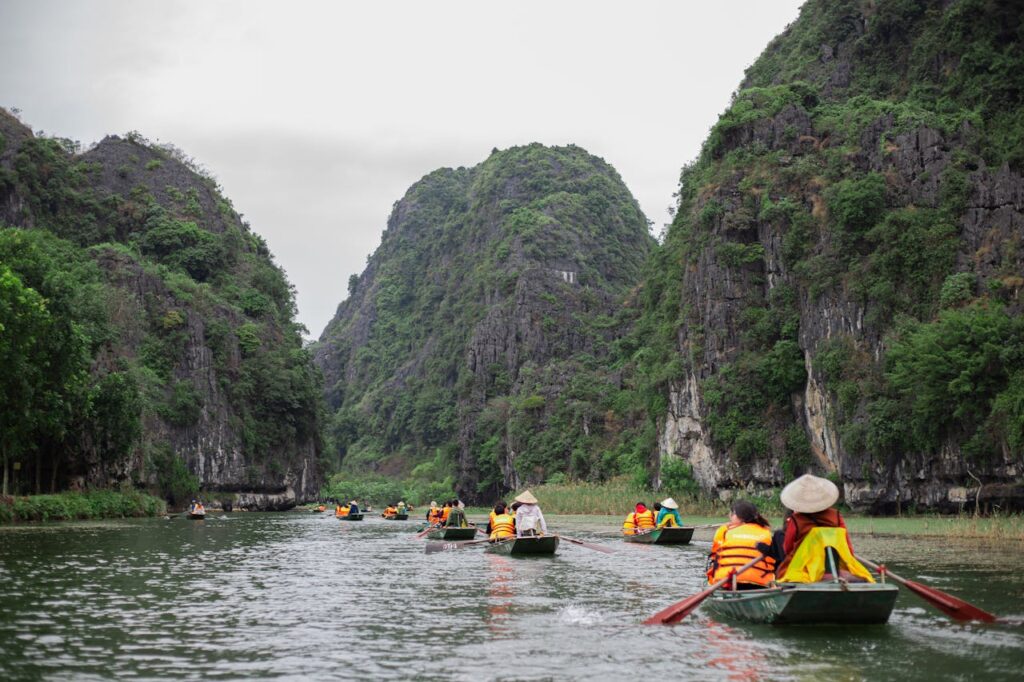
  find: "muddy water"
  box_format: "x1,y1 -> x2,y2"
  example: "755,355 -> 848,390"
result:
0,513 -> 1021,680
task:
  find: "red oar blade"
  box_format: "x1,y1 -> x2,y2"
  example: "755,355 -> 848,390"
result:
902,578 -> 998,623
643,583 -> 719,625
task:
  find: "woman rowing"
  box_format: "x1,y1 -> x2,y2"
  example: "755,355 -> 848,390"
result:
656,497 -> 683,528
706,500 -> 776,590
512,491 -> 547,537
775,474 -> 873,583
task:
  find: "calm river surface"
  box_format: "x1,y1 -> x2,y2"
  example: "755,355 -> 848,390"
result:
1,512 -> 1021,680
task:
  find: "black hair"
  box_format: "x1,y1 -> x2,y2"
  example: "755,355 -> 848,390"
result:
653,502 -> 662,511
494,503 -> 506,514
731,500 -> 770,528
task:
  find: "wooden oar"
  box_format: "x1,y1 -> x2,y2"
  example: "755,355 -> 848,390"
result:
558,535 -> 615,554
424,537 -> 510,554
856,556 -> 997,623
643,554 -> 765,625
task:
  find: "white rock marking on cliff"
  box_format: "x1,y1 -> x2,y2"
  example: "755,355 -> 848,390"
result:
802,349 -> 839,472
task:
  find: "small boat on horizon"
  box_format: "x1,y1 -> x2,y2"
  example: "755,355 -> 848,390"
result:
623,527 -> 694,545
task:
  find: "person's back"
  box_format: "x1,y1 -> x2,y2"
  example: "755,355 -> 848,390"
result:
656,498 -> 683,528
397,502 -> 407,514
512,491 -> 546,537
707,500 -> 776,589
489,504 -> 516,540
445,507 -> 468,528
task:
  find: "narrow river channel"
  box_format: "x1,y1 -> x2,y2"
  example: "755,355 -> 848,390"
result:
1,513 -> 1021,680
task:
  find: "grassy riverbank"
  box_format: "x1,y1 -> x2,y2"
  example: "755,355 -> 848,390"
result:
0,490 -> 167,523
499,480 -> 1024,541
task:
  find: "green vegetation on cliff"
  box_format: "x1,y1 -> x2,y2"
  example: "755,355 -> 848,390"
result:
317,144 -> 655,500
632,0 -> 1024,507
0,113 -> 322,500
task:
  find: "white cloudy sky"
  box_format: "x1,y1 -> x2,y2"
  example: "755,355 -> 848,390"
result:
0,0 -> 804,337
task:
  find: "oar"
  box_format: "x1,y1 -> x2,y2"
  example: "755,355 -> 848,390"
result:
558,535 -> 615,554
411,524 -> 440,539
424,537 -> 508,554
643,554 -> 766,625
856,556 -> 997,623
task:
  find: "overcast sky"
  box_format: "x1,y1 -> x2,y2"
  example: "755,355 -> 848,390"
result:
0,0 -> 804,338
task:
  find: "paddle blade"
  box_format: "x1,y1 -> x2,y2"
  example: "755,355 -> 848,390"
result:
643,584 -> 718,625
902,578 -> 997,623
561,536 -> 615,554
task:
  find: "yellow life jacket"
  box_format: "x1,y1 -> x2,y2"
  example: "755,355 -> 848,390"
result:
707,522 -> 776,586
337,506 -> 350,516
778,527 -> 874,583
622,514 -> 637,535
635,509 -> 656,529
658,513 -> 678,528
490,513 -> 515,540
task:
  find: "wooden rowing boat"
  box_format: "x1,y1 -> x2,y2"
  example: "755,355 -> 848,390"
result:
704,582 -> 899,625
383,513 -> 409,520
485,535 -> 559,556
188,511 -> 206,520
425,527 -> 477,540
623,527 -> 695,545
337,513 -> 364,521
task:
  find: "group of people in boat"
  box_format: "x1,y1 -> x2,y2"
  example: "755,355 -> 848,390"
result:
621,497 -> 683,534
706,474 -> 874,589
485,491 -> 547,541
425,499 -> 470,527
335,500 -> 361,517
381,501 -> 409,518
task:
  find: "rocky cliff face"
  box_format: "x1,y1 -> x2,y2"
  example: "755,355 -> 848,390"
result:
0,111 -> 321,508
316,144 -> 654,500
652,0 -> 1024,512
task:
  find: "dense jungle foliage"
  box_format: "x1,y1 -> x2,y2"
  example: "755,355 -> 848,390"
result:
317,144 -> 658,499
0,113 -> 322,500
635,0 -> 1024,480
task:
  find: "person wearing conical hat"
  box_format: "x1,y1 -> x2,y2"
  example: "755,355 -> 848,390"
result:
656,497 -> 684,528
775,474 -> 860,580
513,490 -> 547,537
426,500 -> 442,525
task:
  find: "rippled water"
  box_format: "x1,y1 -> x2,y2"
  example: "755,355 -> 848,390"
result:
1,513 -> 1021,680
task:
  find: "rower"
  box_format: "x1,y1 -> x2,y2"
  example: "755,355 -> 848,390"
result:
656,498 -> 683,528
426,501 -> 442,525
348,500 -> 360,515
512,491 -> 546,537
445,499 -> 469,527
382,504 -> 398,518
775,474 -> 873,583
396,501 -> 407,515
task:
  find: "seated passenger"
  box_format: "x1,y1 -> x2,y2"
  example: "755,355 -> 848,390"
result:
622,502 -> 656,535
488,503 -> 516,541
706,500 -> 776,590
513,491 -> 546,537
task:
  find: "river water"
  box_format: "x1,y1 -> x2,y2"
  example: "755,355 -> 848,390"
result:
1,513 -> 1021,680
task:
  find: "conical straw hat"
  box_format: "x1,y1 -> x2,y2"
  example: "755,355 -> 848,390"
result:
514,490 -> 538,504
780,474 -> 839,514
660,497 -> 679,510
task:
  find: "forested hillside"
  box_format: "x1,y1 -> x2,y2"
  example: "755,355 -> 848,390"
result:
643,0 -> 1024,511
0,110 -> 322,508
315,144 -> 654,501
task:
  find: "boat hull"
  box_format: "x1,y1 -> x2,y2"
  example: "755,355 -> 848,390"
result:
623,527 -> 694,545
187,512 -> 205,520
383,513 -> 409,520
338,514 -> 364,521
425,527 -> 477,540
705,582 -> 899,625
486,535 -> 559,555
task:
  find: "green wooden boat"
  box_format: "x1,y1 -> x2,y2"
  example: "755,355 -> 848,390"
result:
486,535 -> 559,556
338,513 -> 364,521
704,582 -> 899,625
623,527 -> 695,545
425,527 -> 477,540
383,513 -> 409,520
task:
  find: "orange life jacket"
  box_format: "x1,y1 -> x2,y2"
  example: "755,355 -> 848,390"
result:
489,513 -> 516,540
441,507 -> 451,523
337,506 -> 350,517
428,508 -> 442,524
383,506 -> 397,517
707,522 -> 776,586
